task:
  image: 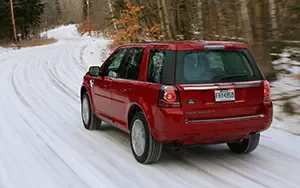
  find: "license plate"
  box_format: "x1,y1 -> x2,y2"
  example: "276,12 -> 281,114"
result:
215,89 -> 235,102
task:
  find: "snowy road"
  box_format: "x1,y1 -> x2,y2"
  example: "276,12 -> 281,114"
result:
1,26 -> 300,188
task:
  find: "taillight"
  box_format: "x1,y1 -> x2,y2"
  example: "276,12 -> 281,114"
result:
158,85 -> 181,108
263,80 -> 271,102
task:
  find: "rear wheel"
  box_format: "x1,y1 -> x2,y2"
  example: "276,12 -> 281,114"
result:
130,112 -> 162,164
227,133 -> 260,154
81,93 -> 102,130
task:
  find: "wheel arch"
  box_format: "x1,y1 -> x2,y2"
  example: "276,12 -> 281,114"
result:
127,103 -> 156,138
80,86 -> 88,100
80,84 -> 96,113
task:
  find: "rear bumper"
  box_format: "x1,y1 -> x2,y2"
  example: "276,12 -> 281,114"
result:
151,102 -> 273,145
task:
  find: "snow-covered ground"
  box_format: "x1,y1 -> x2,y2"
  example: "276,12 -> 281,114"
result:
1,25 -> 300,188
271,50 -> 300,135
0,47 -> 12,54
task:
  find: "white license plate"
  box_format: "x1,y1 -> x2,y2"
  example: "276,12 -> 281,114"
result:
215,89 -> 235,102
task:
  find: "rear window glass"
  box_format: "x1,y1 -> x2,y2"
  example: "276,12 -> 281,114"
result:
176,50 -> 263,84
147,49 -> 174,84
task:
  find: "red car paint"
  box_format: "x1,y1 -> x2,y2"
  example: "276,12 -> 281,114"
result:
81,41 -> 273,145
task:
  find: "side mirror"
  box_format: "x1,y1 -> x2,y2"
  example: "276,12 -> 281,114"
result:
88,66 -> 103,77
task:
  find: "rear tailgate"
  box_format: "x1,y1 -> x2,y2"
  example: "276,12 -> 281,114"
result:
177,81 -> 265,122
174,47 -> 266,122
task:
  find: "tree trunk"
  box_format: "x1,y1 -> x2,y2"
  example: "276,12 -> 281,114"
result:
268,0 -> 278,39
196,0 -> 204,38
107,0 -> 118,34
201,0 -> 208,39
208,0 -> 217,38
156,0 -> 167,40
235,1 -> 244,38
240,0 -> 254,45
161,0 -> 172,40
175,0 -> 182,37
214,0 -> 225,37
252,0 -> 276,80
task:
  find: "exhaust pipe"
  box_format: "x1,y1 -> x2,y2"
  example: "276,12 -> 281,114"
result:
172,142 -> 183,151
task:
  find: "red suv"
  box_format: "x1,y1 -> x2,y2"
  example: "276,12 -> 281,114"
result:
80,41 -> 273,164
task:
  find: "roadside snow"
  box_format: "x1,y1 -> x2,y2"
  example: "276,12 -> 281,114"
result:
40,24 -> 110,68
82,39 -> 110,67
0,47 -> 13,54
271,49 -> 300,135
1,25 -> 300,188
40,24 -> 81,39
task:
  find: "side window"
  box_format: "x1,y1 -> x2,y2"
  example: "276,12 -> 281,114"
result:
104,48 -> 128,78
147,50 -> 166,83
120,48 -> 144,80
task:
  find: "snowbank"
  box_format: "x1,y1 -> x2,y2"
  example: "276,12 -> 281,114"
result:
271,49 -> 300,135
40,24 -> 81,39
0,47 -> 13,54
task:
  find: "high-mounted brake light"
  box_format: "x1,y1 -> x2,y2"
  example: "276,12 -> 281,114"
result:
158,86 -> 181,108
263,80 -> 271,102
204,45 -> 225,50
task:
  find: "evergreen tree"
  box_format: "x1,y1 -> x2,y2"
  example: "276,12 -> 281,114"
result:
0,1 -> 12,40
0,0 -> 44,40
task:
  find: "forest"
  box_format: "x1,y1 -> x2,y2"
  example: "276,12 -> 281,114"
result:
77,0 -> 300,80
0,0 -> 299,79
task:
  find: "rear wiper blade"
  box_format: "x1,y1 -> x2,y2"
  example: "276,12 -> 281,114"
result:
219,74 -> 248,80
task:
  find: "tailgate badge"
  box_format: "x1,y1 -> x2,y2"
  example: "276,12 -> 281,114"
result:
188,100 -> 195,105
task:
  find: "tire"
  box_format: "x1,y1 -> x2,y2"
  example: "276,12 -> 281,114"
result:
130,112 -> 162,164
81,92 -> 102,130
227,133 -> 260,154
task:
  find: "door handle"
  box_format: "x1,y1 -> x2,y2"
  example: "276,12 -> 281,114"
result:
104,83 -> 112,88
104,78 -> 112,89
122,87 -> 132,93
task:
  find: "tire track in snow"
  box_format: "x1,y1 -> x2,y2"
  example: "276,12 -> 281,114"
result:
187,148 -> 277,188
16,111 -> 91,188
163,151 -> 239,188
188,146 -> 300,188
11,64 -> 31,107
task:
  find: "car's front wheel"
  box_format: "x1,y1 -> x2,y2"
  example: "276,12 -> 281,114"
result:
227,133 -> 260,154
130,112 -> 162,164
81,92 -> 102,130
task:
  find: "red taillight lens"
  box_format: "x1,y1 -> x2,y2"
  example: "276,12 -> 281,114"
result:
158,86 -> 181,108
164,91 -> 177,103
263,80 -> 271,101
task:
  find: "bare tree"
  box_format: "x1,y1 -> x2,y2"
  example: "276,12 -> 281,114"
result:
107,0 -> 118,33
196,0 -> 204,38
161,0 -> 172,39
269,0 -> 278,39
251,0 -> 276,80
239,0 -> 254,46
157,0 -> 166,39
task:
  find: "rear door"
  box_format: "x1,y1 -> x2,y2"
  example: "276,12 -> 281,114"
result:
110,47 -> 145,127
175,49 -> 265,121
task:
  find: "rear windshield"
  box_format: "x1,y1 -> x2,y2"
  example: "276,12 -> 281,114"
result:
175,50 -> 263,84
